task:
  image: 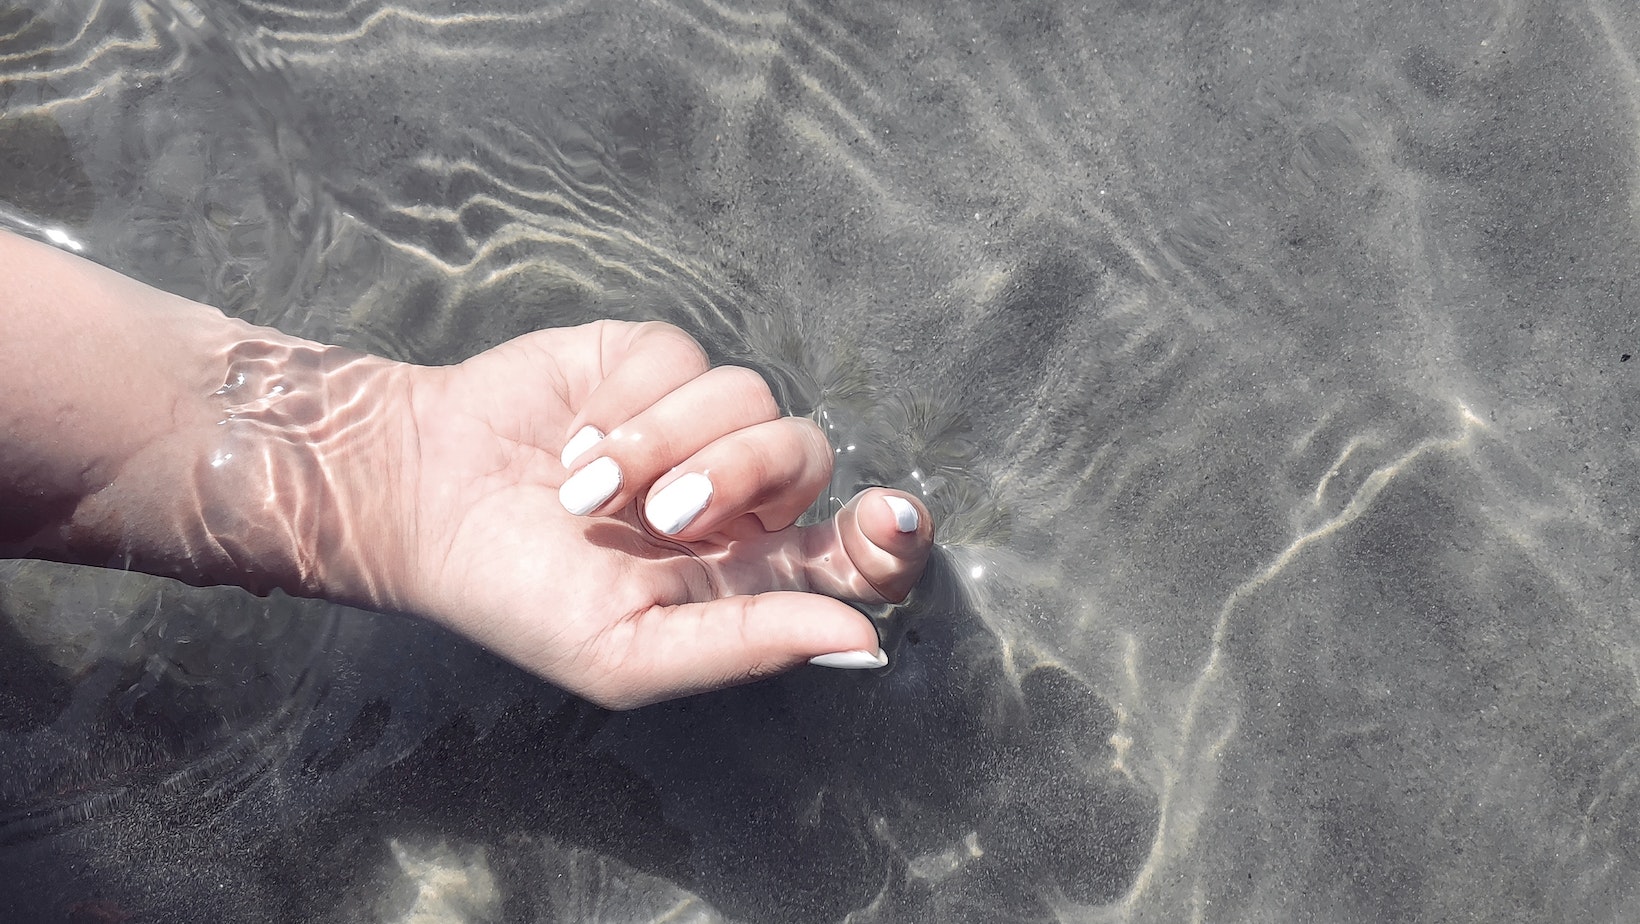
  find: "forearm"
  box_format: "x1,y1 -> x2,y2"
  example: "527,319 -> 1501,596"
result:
0,231 -> 411,607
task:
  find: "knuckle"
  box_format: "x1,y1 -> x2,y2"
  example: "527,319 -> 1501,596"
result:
583,684 -> 642,711
741,435 -> 782,491
740,658 -> 790,683
576,651 -> 648,710
793,416 -> 832,453
740,419 -> 831,509
766,418 -> 831,488
799,420 -> 836,480
639,322 -> 710,375
588,318 -> 633,337
607,423 -> 672,473
714,365 -> 780,419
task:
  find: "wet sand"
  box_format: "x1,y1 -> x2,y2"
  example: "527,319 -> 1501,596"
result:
4,0 -> 1640,920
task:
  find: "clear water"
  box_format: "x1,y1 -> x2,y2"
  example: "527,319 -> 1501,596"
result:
4,0 -> 1640,920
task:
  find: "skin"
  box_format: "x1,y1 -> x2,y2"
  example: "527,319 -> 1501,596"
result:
0,230 -> 933,709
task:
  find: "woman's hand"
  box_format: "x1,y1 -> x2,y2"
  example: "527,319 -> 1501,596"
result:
374,321 -> 932,709
0,230 -> 931,710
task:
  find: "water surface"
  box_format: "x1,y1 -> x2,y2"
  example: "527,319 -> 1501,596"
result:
4,0 -> 1640,921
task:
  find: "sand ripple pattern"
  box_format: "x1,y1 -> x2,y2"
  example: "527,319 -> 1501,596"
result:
6,0 -> 1640,921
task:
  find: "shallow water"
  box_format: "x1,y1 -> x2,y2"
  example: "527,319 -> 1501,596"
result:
4,0 -> 1640,920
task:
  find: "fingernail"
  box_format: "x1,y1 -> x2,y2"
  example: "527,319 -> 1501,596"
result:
560,425 -> 604,469
559,456 -> 621,515
882,495 -> 920,533
809,649 -> 889,669
645,472 -> 713,535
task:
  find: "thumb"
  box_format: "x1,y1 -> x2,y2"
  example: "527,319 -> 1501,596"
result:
587,592 -> 886,709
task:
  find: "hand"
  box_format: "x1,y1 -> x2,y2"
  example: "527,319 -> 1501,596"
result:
0,230 -> 929,710
378,321 -> 933,709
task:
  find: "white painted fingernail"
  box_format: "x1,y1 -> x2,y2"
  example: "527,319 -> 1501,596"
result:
645,472 -> 713,535
560,425 -> 604,469
559,456 -> 621,515
809,649 -> 889,669
882,495 -> 920,532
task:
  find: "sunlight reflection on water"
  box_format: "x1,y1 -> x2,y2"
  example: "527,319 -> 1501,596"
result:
6,0 -> 1640,921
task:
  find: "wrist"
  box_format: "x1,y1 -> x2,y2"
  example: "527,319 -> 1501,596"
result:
185,330 -> 419,609
0,232 -> 418,610
47,316 -> 417,610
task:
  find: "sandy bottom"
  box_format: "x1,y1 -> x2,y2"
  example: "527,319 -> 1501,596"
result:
4,0 -> 1640,921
